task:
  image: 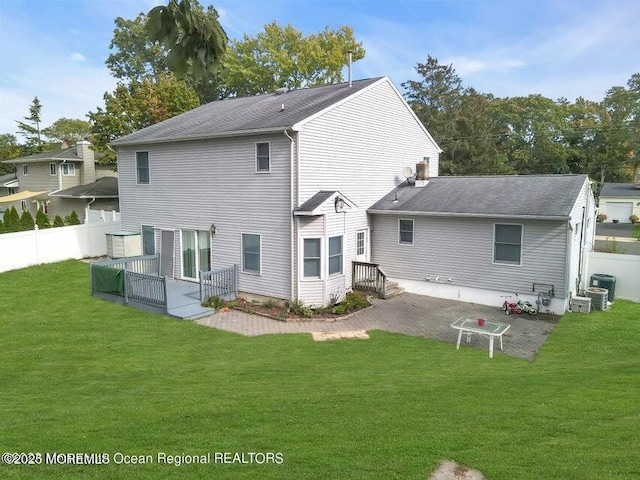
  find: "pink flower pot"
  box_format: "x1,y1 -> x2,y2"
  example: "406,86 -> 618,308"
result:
478,318 -> 486,327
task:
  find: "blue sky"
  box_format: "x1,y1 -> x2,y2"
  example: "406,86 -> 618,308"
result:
1,0 -> 639,138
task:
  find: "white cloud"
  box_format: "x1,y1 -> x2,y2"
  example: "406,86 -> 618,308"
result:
70,52 -> 86,62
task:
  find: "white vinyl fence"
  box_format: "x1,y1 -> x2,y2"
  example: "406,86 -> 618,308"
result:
0,219 -> 122,273
586,251 -> 640,302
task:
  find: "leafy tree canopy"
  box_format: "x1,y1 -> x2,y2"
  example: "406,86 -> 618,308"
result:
222,22 -> 365,97
0,134 -> 21,175
43,118 -> 92,144
89,73 -> 200,163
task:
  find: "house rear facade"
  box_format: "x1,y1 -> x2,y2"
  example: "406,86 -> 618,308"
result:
112,77 -> 441,306
368,174 -> 596,314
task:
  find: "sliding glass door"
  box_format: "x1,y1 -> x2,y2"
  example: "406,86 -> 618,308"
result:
181,230 -> 211,281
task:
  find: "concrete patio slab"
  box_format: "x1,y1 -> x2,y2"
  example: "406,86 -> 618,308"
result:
194,293 -> 559,360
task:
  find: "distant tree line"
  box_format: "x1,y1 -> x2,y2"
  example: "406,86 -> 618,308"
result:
2,0 -> 637,190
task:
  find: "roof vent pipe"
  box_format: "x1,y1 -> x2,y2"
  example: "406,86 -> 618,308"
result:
348,50 -> 353,87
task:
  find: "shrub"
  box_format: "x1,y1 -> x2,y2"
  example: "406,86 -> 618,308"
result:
597,213 -> 607,223
68,210 -> 81,225
4,206 -> 20,232
285,298 -> 313,318
331,291 -> 370,315
0,218 -> 4,234
53,215 -> 65,227
262,299 -> 278,309
630,214 -> 639,224
20,210 -> 35,231
204,296 -> 226,310
35,208 -> 51,229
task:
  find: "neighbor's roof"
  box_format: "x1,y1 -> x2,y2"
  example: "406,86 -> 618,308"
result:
368,174 -> 589,220
49,177 -> 118,199
600,183 -> 640,198
111,77 -> 390,146
0,172 -> 17,186
2,143 -> 99,164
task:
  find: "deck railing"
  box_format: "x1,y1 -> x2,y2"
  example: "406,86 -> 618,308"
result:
125,270 -> 167,307
94,254 -> 160,275
200,265 -> 238,302
90,255 -> 166,312
352,261 -> 387,298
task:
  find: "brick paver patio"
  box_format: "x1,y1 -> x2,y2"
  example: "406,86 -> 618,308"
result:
194,293 -> 559,360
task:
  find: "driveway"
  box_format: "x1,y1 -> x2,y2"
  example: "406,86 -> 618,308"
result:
195,293 -> 559,361
596,222 -> 635,238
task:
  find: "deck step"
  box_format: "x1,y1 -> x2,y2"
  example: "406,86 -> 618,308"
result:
385,285 -> 404,298
168,304 -> 213,320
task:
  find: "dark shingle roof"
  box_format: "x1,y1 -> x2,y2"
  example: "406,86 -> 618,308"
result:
49,177 -> 118,198
3,147 -> 82,164
600,183 -> 640,198
0,172 -> 17,184
111,78 -> 384,146
295,191 -> 337,213
368,174 -> 588,220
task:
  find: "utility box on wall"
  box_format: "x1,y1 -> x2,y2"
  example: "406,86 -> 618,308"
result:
106,232 -> 142,259
571,296 -> 591,313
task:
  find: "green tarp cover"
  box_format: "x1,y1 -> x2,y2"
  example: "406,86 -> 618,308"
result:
93,265 -> 124,295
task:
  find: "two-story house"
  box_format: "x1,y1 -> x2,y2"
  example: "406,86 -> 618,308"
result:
111,77 -> 440,306
1,141 -> 119,221
111,76 -> 595,314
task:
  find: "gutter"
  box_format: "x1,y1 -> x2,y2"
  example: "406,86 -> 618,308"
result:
111,126 -> 298,148
366,209 -> 571,221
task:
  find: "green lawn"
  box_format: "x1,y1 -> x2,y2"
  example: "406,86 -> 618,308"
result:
1,261 -> 639,479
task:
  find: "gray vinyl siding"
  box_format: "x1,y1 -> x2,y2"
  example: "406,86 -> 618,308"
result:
117,134 -> 292,300
17,162 -> 60,191
294,79 -> 439,304
371,215 -> 569,297
298,80 -> 439,211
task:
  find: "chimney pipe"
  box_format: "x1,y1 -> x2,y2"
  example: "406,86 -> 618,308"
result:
348,50 -> 353,87
415,157 -> 430,187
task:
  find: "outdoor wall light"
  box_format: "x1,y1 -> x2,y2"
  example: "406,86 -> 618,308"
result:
210,224 -> 217,234
334,196 -> 345,212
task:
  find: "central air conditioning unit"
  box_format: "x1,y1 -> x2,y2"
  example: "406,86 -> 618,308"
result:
586,287 -> 608,311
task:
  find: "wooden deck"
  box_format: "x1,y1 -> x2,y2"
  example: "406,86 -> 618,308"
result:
165,278 -> 213,320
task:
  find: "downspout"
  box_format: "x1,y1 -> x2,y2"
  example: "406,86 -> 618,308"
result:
85,197 -> 96,224
563,221 -> 572,312
284,129 -> 296,300
577,206 -> 586,293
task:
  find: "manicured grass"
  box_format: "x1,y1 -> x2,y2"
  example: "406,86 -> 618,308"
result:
1,260 -> 639,479
633,224 -> 640,239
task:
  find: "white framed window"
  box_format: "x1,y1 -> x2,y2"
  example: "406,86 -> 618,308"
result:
242,233 -> 261,274
303,238 -> 322,279
136,151 -> 150,184
20,200 -> 27,212
256,142 -> 270,173
22,164 -> 28,176
49,163 -> 57,176
61,163 -> 75,176
398,219 -> 414,245
356,230 -> 366,256
494,224 -> 523,265
328,235 -> 343,276
142,225 -> 156,256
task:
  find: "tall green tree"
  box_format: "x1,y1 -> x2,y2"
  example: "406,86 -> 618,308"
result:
89,73 -> 200,163
0,134 -> 20,175
221,22 -> 365,96
16,97 -> 43,153
146,0 -> 228,79
43,118 -> 92,144
107,3 -> 226,103
404,57 -> 508,175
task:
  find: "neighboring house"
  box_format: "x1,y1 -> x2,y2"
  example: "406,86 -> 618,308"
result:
111,77 -> 441,306
111,76 -> 595,314
0,172 -> 18,214
368,174 -> 596,314
0,141 -> 119,221
598,175 -> 640,223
